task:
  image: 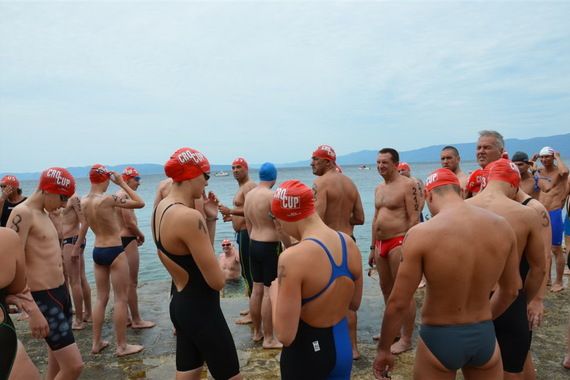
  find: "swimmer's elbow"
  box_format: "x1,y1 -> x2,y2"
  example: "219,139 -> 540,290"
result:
275,328 -> 294,346
135,201 -> 145,209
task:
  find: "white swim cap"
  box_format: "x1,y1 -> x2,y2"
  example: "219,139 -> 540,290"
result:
539,146 -> 554,156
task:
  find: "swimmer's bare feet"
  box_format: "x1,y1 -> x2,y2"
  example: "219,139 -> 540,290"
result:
252,331 -> 263,342
390,339 -> 412,355
262,338 -> 283,349
116,344 -> 144,357
83,314 -> 92,323
352,347 -> 361,360
126,318 -> 132,328
131,320 -> 156,329
235,314 -> 252,325
91,340 -> 110,354
551,283 -> 564,293
240,309 -> 249,316
72,319 -> 86,330
372,333 -> 380,341
564,267 -> 570,275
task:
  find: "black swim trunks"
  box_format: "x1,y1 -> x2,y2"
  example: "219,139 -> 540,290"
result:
250,240 -> 282,287
62,235 -> 86,249
236,229 -> 252,295
0,290 -> 17,379
31,284 -> 75,351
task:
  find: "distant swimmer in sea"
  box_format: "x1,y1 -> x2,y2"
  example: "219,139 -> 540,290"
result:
373,168 -> 521,380
7,168 -> 84,379
467,159 -> 546,379
0,227 -> 41,380
271,180 -> 363,380
0,175 -> 27,227
219,157 -> 256,324
116,167 -> 155,329
440,145 -> 468,196
311,144 -> 365,360
369,148 -> 419,354
82,164 -> 145,356
153,147 -> 241,379
535,147 -> 569,293
243,162 -> 289,348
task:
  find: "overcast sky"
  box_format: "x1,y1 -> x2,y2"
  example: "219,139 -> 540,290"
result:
1,0 -> 569,172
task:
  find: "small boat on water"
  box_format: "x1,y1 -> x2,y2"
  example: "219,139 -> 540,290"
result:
358,165 -> 370,170
214,171 -> 230,177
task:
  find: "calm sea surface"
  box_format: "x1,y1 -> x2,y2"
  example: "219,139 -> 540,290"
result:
17,161 -> 484,284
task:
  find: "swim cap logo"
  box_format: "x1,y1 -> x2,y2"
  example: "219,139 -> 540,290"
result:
46,169 -> 71,189
274,188 -> 301,211
178,150 -> 205,165
425,173 -> 438,188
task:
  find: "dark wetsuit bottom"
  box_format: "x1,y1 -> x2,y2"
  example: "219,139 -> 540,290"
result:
419,320 -> 496,371
237,229 -> 252,295
0,303 -> 17,380
169,292 -> 239,378
92,246 -> 123,266
121,236 -> 137,249
31,284 -> 75,351
281,318 -> 352,380
250,240 -> 281,287
494,290 -> 531,373
62,235 -> 86,249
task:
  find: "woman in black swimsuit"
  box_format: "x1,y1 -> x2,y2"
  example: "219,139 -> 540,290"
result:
153,148 -> 241,380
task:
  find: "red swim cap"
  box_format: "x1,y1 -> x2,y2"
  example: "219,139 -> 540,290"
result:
271,180 -> 315,222
487,158 -> 521,188
0,175 -> 20,189
398,162 -> 411,172
312,145 -> 336,162
39,168 -> 75,197
122,166 -> 140,182
232,157 -> 248,170
89,164 -> 111,184
164,148 -> 210,183
466,168 -> 488,194
425,168 -> 460,192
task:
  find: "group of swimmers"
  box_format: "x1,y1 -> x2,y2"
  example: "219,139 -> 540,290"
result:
0,129 -> 569,379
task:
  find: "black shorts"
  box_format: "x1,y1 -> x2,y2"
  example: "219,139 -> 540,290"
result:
250,240 -> 281,287
121,236 -> 137,249
493,290 -> 531,373
170,292 -> 240,378
31,284 -> 75,351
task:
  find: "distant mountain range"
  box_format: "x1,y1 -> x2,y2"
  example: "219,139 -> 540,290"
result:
3,133 -> 569,180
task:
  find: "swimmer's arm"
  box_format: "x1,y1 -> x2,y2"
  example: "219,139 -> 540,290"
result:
313,181 -> 327,220
347,237 -> 363,311
523,214 -> 547,303
110,174 -> 145,209
368,207 -> 379,267
554,152 -> 568,177
491,228 -> 521,319
378,231 -> 422,351
182,211 -> 225,291
71,196 -> 88,257
404,182 -> 420,229
5,211 -> 50,338
349,191 -> 365,226
527,206 -> 551,329
3,229 -> 26,295
273,252 -> 302,346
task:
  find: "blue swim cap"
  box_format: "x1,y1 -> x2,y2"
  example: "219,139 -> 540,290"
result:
259,162 -> 277,182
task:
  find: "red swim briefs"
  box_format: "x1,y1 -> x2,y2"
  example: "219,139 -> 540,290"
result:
375,236 -> 405,258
